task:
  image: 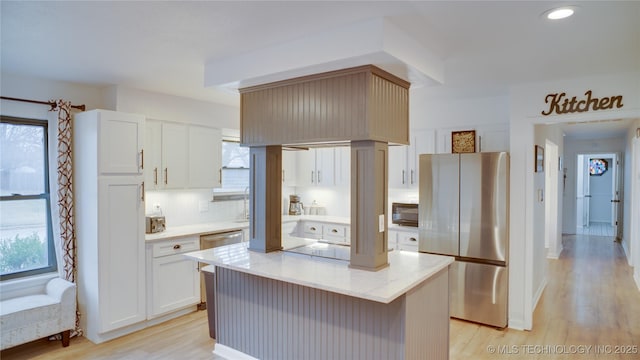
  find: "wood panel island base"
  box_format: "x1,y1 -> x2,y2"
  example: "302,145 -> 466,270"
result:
186,241 -> 453,360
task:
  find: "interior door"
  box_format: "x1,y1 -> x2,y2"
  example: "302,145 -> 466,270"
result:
576,155 -> 591,228
612,154 -> 623,240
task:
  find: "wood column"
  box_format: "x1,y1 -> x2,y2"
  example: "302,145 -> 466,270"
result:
248,145 -> 282,252
350,140 -> 389,270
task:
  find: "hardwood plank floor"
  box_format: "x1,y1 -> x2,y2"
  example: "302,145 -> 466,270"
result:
2,233 -> 638,359
450,234 -> 640,360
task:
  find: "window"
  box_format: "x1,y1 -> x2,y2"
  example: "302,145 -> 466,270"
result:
0,116 -> 57,280
220,140 -> 250,190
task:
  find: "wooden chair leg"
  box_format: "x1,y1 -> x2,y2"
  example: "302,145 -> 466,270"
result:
61,330 -> 70,347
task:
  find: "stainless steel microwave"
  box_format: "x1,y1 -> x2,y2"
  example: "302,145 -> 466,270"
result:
391,202 -> 418,227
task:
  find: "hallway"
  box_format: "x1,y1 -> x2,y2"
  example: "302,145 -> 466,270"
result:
450,233 -> 640,359
576,222 -> 616,237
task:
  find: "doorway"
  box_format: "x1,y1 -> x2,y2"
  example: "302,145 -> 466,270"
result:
575,152 -> 622,239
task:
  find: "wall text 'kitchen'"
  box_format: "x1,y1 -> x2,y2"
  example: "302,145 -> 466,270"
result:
541,90 -> 624,116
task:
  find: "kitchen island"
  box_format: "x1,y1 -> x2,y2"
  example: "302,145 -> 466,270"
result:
185,238 -> 453,360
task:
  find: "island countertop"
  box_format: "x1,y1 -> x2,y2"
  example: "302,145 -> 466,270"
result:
184,238 -> 453,304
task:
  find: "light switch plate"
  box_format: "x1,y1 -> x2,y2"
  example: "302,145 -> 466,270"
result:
379,214 -> 385,232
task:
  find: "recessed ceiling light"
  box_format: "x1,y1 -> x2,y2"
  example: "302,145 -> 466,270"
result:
544,6 -> 576,20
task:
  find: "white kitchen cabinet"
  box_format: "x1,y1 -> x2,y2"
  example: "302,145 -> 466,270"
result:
188,125 -> 222,188
296,148 -> 335,187
389,130 -> 435,189
322,223 -> 349,244
334,146 -> 350,187
147,236 -> 200,318
396,230 -> 419,252
145,120 -> 222,189
144,120 -> 163,190
74,109 -> 147,343
300,221 -> 323,239
388,230 -> 399,249
93,110 -> 145,175
282,149 -> 298,186
161,122 -> 188,189
477,125 -> 509,152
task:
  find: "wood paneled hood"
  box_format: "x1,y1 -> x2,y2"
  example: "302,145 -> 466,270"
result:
240,65 -> 410,271
239,65 -> 410,147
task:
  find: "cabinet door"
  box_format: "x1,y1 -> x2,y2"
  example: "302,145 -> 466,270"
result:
282,150 -> 298,186
144,120 -> 163,190
408,130 -> 436,189
188,125 -> 222,188
389,145 -> 408,189
161,123 -> 188,189
478,127 -> 509,152
315,148 -> 335,186
98,176 -> 146,332
151,254 -> 200,317
296,149 -> 316,186
99,110 -> 144,175
334,146 -> 350,187
300,221 -> 323,239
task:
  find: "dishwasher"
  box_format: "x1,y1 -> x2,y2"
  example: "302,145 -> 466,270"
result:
198,230 -> 244,309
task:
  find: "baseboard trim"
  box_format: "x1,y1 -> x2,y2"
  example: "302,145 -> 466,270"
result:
532,276 -> 547,313
213,344 -> 258,360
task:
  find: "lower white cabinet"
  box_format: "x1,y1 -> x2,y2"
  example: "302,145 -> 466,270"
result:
147,236 -> 200,318
322,223 -> 350,244
396,230 -> 419,252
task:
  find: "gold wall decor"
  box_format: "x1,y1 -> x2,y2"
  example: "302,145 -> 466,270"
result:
451,130 -> 476,153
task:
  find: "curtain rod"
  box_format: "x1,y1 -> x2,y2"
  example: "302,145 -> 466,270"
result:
0,96 -> 86,111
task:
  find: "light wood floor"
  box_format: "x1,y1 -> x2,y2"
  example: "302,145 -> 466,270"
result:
2,233 -> 638,359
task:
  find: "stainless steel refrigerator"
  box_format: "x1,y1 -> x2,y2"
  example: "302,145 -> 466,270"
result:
418,152 -> 509,328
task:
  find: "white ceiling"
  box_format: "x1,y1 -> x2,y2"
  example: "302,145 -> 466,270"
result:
2,1 -> 639,137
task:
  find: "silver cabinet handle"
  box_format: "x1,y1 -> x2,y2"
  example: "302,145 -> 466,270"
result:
282,169 -> 285,183
402,170 -> 405,184
141,182 -> 145,201
318,170 -> 322,183
219,168 -> 222,184
409,237 -> 417,242
410,170 -> 415,185
310,227 -> 317,231
311,171 -> 315,184
140,149 -> 144,170
154,168 -> 158,185
173,244 -> 181,250
332,229 -> 338,233
164,168 -> 168,185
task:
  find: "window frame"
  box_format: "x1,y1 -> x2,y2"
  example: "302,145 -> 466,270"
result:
219,139 -> 250,191
0,115 -> 57,281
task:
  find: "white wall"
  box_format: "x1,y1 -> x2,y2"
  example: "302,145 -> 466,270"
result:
509,71 -> 640,330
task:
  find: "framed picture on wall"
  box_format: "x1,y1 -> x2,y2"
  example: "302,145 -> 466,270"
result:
451,130 -> 476,153
535,145 -> 544,173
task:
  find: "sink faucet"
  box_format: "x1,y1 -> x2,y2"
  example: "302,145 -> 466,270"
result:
243,186 -> 250,220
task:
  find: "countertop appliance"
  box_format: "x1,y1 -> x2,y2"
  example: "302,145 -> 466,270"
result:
419,152 -> 509,328
288,194 -> 303,215
145,216 -> 166,234
199,230 -> 244,309
391,202 -> 419,227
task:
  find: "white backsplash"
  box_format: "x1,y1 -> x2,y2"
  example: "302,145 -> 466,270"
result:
145,189 -> 246,227
147,187 -> 419,228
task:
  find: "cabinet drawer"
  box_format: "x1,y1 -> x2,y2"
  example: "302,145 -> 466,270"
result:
397,231 -> 419,251
301,222 -> 323,238
322,224 -> 346,238
152,236 -> 200,257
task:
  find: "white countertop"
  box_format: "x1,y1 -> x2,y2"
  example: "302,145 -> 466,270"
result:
184,238 -> 453,304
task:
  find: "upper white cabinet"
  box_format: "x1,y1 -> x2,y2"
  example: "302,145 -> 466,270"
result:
188,125 -> 222,188
145,120 -> 222,190
161,122 -> 189,189
92,110 -> 144,175
334,146 -> 350,187
389,130 -> 435,189
282,149 -> 298,187
296,148 -> 335,187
